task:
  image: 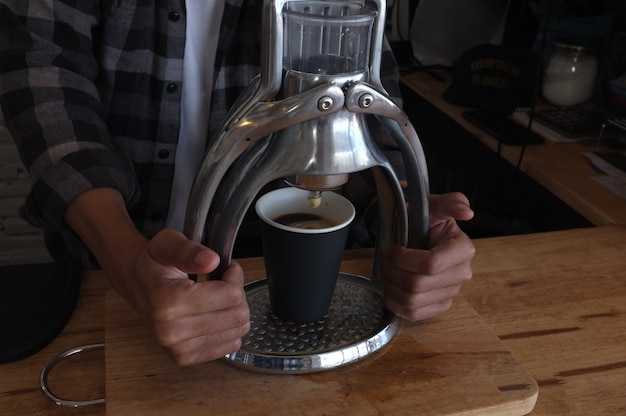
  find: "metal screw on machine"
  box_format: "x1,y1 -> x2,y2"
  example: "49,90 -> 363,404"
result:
317,96 -> 334,111
359,93 -> 374,109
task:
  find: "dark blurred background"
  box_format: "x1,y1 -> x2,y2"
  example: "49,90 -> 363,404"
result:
387,0 -> 626,238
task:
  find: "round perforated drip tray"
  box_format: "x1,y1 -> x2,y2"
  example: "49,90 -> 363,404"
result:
224,273 -> 400,374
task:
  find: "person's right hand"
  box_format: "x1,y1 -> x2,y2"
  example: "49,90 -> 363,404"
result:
121,229 -> 251,366
64,188 -> 250,366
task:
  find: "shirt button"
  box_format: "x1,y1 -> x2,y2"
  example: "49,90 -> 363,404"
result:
168,11 -> 181,22
166,83 -> 178,93
158,149 -> 170,159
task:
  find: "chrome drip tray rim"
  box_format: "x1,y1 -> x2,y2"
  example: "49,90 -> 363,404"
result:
224,273 -> 400,374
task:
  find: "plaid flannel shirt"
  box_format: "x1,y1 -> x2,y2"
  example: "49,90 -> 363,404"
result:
0,0 -> 403,261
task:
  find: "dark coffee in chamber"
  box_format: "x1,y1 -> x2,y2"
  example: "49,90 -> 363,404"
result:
274,213 -> 337,230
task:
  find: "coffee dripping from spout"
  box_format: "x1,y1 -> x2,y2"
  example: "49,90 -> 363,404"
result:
306,191 -> 322,208
184,0 -> 429,282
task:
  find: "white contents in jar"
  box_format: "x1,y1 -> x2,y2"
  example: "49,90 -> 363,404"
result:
542,42 -> 597,107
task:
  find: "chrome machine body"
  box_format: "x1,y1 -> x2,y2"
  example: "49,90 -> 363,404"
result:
184,0 -> 429,281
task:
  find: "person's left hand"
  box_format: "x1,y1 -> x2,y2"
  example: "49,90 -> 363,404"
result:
381,192 -> 476,321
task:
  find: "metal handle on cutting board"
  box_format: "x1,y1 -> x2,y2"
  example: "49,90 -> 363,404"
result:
39,343 -> 105,408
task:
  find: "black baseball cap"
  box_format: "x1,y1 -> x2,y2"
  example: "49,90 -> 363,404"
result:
443,44 -> 541,114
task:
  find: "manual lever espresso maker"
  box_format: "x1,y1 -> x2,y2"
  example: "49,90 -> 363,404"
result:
183,0 -> 430,373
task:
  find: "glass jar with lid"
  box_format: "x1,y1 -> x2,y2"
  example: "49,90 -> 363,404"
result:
542,42 -> 598,106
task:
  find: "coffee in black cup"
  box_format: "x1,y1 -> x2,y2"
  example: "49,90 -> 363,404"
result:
274,213 -> 337,229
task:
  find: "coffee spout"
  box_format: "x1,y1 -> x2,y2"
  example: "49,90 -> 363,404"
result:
307,190 -> 322,208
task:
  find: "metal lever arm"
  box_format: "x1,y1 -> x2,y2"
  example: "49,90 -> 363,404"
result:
345,82 -> 430,249
184,83 -> 345,243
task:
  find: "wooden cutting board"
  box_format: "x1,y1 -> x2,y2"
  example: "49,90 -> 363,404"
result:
105,270 -> 538,415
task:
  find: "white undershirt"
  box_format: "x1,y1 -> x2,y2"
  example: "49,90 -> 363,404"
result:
166,0 -> 224,231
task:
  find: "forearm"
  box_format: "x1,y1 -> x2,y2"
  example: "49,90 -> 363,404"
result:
64,187 -> 147,294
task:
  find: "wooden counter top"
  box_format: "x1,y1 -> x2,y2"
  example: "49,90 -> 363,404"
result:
1,226 -> 625,415
103,269 -> 536,415
461,225 -> 626,415
401,70 -> 626,227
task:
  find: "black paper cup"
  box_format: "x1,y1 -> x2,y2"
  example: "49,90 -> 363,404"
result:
255,187 -> 355,323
